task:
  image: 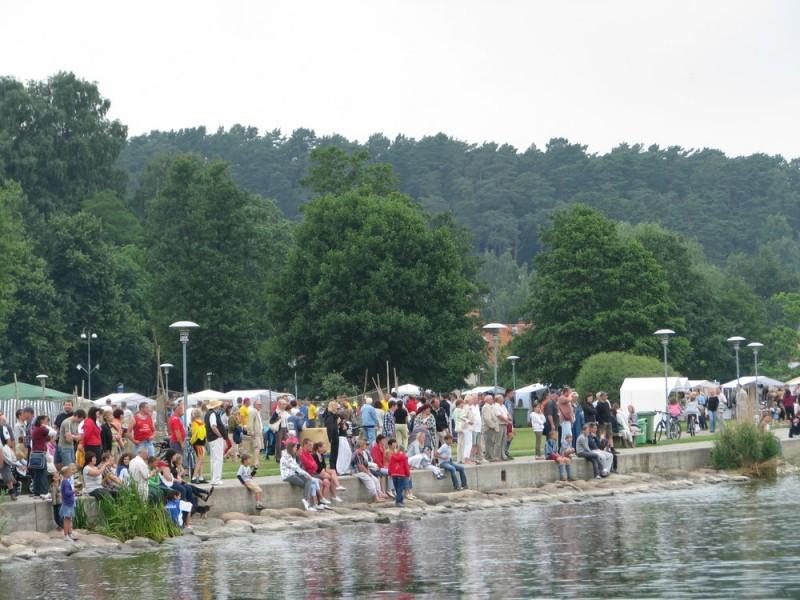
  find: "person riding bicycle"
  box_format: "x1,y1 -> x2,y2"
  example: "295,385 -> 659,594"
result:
667,398 -> 682,421
684,395 -> 700,434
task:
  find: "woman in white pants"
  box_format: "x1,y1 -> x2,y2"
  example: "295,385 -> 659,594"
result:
454,396 -> 474,463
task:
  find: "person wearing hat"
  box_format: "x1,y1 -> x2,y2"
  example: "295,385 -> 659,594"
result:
204,399 -> 228,486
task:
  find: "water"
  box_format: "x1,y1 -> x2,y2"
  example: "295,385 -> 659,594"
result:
2,477 -> 798,599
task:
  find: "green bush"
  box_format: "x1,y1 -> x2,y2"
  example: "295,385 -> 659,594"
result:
574,352 -> 679,403
711,422 -> 781,471
93,485 -> 180,543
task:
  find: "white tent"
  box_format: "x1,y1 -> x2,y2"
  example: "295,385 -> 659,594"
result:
186,389 -> 226,406
721,375 -> 785,389
93,392 -> 152,408
514,383 -> 548,409
687,379 -> 719,390
465,385 -> 505,396
784,376 -> 800,387
393,384 -> 422,396
620,377 -> 689,414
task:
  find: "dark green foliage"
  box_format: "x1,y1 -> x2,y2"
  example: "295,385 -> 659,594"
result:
514,206 -> 675,384
711,422 -> 781,471
269,155 -> 483,390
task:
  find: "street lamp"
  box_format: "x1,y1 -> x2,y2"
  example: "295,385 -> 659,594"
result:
654,329 -> 675,415
483,323 -> 507,390
507,355 -> 520,391
79,330 -> 99,400
160,363 -> 174,400
36,374 -> 48,401
748,342 -> 763,408
206,371 -> 213,390
727,336 -> 746,390
169,321 -> 199,429
288,358 -> 299,399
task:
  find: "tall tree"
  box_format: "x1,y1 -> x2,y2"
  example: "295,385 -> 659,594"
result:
145,155 -> 290,389
515,205 -> 674,384
0,72 -> 127,216
269,156 -> 482,389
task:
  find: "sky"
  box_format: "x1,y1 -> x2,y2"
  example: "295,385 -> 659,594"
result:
2,0 -> 799,158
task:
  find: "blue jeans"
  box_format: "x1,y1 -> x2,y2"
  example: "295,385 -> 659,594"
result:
136,441 -> 155,457
709,410 -> 717,433
392,477 -> 406,505
363,426 -> 376,446
55,446 -> 75,466
440,460 -> 467,489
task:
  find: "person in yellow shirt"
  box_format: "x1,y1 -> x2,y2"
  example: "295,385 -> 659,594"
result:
380,395 -> 390,412
307,401 -> 318,427
239,397 -> 251,421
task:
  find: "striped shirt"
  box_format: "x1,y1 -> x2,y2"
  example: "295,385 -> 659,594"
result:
383,411 -> 396,438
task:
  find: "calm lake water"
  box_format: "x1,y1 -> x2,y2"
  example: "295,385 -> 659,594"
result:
2,477 -> 798,599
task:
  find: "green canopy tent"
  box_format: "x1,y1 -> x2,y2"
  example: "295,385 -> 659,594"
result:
0,382 -> 72,401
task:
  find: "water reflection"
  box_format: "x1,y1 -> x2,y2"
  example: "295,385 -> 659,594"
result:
2,478 -> 798,599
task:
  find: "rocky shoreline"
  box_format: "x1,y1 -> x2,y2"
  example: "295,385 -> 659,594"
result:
0,465 -> 772,563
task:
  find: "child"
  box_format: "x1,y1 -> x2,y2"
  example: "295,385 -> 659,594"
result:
545,431 -> 575,482
165,489 -> 183,527
51,469 -> 63,530
529,403 -> 546,458
237,453 -> 264,510
387,439 -> 411,506
59,464 -> 76,541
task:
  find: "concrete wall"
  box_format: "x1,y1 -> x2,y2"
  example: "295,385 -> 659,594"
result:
3,438 -> 800,534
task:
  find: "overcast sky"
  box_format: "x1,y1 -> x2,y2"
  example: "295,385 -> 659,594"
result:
2,1 -> 798,157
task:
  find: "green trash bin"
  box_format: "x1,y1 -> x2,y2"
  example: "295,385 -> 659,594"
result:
638,411 -> 656,444
513,408 -> 528,428
635,418 -> 647,445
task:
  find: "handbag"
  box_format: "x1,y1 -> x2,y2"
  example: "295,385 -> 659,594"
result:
28,450 -> 46,470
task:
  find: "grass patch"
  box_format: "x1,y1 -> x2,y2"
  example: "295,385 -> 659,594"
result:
711,422 -> 781,474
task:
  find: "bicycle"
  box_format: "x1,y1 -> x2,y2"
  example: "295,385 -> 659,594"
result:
654,411 -> 682,442
686,414 -> 698,437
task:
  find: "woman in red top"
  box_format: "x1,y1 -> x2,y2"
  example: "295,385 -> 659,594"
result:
30,415 -> 52,498
83,407 -> 103,458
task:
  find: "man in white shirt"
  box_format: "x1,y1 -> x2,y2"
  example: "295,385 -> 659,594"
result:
128,447 -> 152,501
470,395 -> 484,463
205,399 -> 226,485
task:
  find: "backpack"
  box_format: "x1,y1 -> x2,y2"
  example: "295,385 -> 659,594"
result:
190,421 -> 207,446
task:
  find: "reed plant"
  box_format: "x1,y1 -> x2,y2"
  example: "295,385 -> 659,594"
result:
93,485 -> 180,543
711,422 -> 781,474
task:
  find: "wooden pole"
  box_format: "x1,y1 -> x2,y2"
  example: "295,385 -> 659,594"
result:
393,368 -> 399,394
362,369 -> 369,395
13,373 -> 18,403
386,361 -> 390,397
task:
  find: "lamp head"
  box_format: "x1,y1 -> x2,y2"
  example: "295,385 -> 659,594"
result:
169,321 -> 199,332
483,322 -> 507,336
76,364 -> 83,371
727,336 -> 746,350
507,355 -> 520,363
160,363 -> 174,371
91,333 -> 98,339
654,329 -> 675,345
36,374 -> 48,382
747,342 -> 763,354
80,332 -> 87,340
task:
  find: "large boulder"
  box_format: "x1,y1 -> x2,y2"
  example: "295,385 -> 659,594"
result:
1,530 -> 51,547
220,512 -> 250,523
224,519 -> 255,533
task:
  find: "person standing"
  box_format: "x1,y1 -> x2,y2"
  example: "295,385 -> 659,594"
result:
543,391 -> 560,448
529,403 -> 546,458
54,400 -> 74,431
481,394 -> 500,461
131,402 -> 156,456
56,409 -> 85,469
595,392 -> 612,447
204,399 -> 227,486
581,393 -> 596,425
394,401 -> 409,449
360,396 -> 379,447
388,439 -> 410,506
247,399 -> 265,467
470,394 -> 485,463
30,415 -> 52,499
384,400 -> 397,441
82,407 -> 103,458
169,403 -> 186,454
706,388 -> 721,433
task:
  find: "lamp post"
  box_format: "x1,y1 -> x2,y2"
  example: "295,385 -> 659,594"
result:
727,336 -> 746,390
36,374 -> 48,401
79,330 -> 99,400
654,329 -> 675,414
206,371 -> 213,390
288,359 -> 298,399
170,321 -> 199,429
160,363 -> 174,401
748,342 -> 763,408
507,355 -> 520,391
483,323 -> 508,391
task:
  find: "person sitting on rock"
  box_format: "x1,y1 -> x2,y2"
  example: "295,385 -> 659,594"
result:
436,433 -> 467,490
576,424 -> 603,479
311,441 -> 346,498
280,438 -> 324,512
545,431 -> 575,481
588,423 -> 615,475
407,432 -> 444,479
370,434 -> 393,497
352,438 -> 387,502
298,438 -> 336,503
236,453 -> 264,511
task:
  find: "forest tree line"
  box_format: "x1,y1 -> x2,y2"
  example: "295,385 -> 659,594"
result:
0,72 -> 798,396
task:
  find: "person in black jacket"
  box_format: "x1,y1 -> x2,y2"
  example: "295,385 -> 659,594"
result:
582,394 -> 597,424
323,401 -> 341,469
706,389 -> 721,433
595,392 -> 612,446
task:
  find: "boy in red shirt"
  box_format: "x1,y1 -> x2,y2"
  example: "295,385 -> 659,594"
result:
387,438 -> 411,506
